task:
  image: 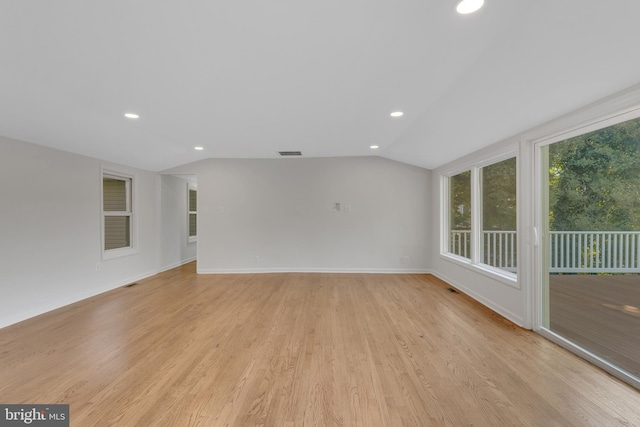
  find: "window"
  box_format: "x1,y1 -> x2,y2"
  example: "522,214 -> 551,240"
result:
102,171 -> 135,258
443,155 -> 518,279
188,186 -> 197,242
481,157 -> 517,273
449,171 -> 471,259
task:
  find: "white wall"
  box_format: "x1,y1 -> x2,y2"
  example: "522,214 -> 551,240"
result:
164,157 -> 431,273
160,175 -> 197,270
0,137 -> 163,328
0,143 -> 429,328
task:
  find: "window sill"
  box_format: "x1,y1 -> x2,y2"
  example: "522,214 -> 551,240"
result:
188,236 -> 197,244
102,247 -> 138,260
440,252 -> 519,289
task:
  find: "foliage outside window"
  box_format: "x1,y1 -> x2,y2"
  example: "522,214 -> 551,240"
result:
547,115 -> 640,273
549,117 -> 640,232
449,170 -> 471,258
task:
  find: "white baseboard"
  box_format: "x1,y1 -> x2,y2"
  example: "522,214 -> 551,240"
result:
197,267 -> 432,274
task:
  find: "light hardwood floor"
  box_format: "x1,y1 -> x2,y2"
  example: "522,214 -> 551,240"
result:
1,263 -> 639,426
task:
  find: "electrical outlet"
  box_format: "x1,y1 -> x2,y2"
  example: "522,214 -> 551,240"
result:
403,256 -> 410,265
255,255 -> 260,264
96,263 -> 101,272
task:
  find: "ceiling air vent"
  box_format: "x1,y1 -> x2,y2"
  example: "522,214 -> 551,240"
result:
278,151 -> 302,156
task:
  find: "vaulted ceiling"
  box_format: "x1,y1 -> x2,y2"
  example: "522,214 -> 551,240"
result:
2,1 -> 640,172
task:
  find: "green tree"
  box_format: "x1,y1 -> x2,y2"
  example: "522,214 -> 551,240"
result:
549,116 -> 640,231
450,170 -> 471,230
482,157 -> 516,231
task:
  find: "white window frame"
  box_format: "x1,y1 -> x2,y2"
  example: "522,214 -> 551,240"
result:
188,185 -> 197,243
441,151 -> 519,287
101,167 -> 137,260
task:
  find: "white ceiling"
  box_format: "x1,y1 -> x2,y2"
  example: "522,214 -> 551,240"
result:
1,1 -> 640,172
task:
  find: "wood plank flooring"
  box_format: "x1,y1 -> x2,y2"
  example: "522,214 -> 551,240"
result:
1,263 -> 639,426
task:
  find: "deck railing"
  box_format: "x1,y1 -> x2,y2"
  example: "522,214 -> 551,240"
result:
450,230 -> 640,273
450,230 -> 517,271
450,230 -> 472,259
549,231 -> 640,273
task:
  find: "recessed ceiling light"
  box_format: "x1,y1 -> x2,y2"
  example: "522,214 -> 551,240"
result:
456,0 -> 484,14
390,111 -> 404,118
370,145 -> 380,149
194,146 -> 204,151
124,113 -> 139,119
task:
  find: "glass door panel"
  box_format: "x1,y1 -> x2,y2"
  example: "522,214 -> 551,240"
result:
541,116 -> 640,380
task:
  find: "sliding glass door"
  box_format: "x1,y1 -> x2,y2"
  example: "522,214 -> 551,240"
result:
538,113 -> 640,386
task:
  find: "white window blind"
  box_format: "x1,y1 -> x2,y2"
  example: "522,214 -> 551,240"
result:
103,175 -> 132,251
188,187 -> 197,239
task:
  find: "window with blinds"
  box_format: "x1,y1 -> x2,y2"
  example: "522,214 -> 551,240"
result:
188,187 -> 197,241
103,174 -> 133,252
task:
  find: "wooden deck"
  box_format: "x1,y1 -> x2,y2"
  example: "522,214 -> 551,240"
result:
550,274 -> 640,378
